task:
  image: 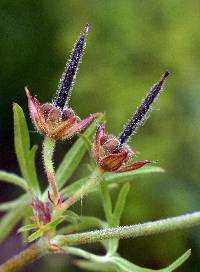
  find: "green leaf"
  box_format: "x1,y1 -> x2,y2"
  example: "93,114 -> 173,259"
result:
112,256 -> 149,272
79,134 -> 96,168
0,171 -> 28,191
111,250 -> 191,272
21,214 -> 32,241
27,230 -> 43,242
43,176 -> 87,201
161,249 -> 191,271
0,194 -> 30,211
61,177 -> 87,198
26,218 -> 64,242
18,223 -> 38,233
63,210 -> 80,223
29,144 -> 39,190
109,183 -> 130,255
0,206 -> 29,242
79,134 -> 92,151
58,216 -> 104,234
61,166 -> 163,199
111,183 -> 130,227
59,166 -> 162,211
44,217 -> 64,231
100,181 -> 113,223
104,166 -> 164,185
60,165 -> 161,207
76,260 -> 114,271
13,103 -> 40,195
56,114 -> 104,190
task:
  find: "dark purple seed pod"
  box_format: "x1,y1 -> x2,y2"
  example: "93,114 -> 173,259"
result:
119,71 -> 170,144
54,24 -> 89,110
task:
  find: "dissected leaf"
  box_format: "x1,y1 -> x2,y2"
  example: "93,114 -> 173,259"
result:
58,216 -> 104,234
79,134 -> 92,151
18,223 -> 38,233
0,194 -> 31,241
29,144 -> 39,192
0,194 -> 30,211
56,114 -> 104,190
44,217 -> 64,231
108,183 -> 130,255
60,165 -> 162,202
61,166 -> 163,201
100,181 -> 113,223
0,206 -> 29,241
25,218 -> 64,242
21,214 -> 32,241
0,171 -> 28,191
61,177 -> 87,198
63,210 -> 80,223
104,166 -> 164,185
79,134 -> 96,168
13,103 -> 30,180
111,183 -> 130,227
76,260 -> 114,271
112,256 -> 155,272
100,180 -> 113,252
13,103 -> 40,196
27,230 -> 43,242
161,249 -> 191,271
111,250 -> 191,272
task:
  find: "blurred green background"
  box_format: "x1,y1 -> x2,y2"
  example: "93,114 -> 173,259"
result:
1,0 -> 200,271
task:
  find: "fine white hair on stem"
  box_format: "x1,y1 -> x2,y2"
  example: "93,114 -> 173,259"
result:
119,71 -> 170,144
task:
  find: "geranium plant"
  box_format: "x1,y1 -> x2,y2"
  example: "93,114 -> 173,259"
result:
0,25 -> 199,272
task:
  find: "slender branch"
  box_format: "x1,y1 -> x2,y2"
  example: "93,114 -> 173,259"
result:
2,212 -> 199,271
43,137 -> 59,203
63,246 -> 108,263
63,246 -> 191,272
52,211 -> 200,246
0,239 -> 48,272
61,167 -> 104,210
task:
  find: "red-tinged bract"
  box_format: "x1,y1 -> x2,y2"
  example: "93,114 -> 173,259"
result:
26,87 -> 99,140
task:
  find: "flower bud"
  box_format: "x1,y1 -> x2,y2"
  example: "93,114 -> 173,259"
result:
32,198 -> 51,225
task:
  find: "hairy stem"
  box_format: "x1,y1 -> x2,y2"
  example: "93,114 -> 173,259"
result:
61,168 -> 104,210
0,239 -> 48,272
52,211 -> 200,246
43,137 -> 59,203
1,212 -> 199,271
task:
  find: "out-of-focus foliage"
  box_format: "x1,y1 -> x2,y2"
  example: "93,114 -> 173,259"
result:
0,1 -> 200,271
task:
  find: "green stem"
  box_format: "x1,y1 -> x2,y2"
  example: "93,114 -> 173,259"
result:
43,137 -> 59,203
0,239 -> 48,272
63,246 -> 108,263
62,247 -> 191,272
61,167 -> 104,210
52,211 -> 200,246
